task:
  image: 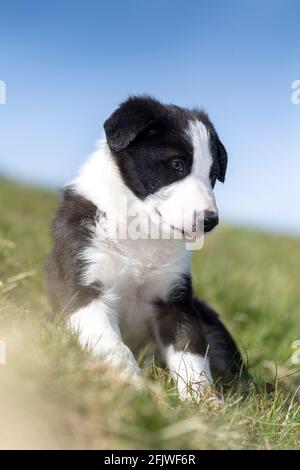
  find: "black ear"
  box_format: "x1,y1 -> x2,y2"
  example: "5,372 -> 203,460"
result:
104,96 -> 164,153
216,139 -> 228,183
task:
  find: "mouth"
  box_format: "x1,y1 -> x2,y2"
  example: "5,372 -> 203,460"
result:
154,207 -> 201,240
170,224 -> 198,240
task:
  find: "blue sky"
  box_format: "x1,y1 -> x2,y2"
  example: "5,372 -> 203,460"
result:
0,0 -> 299,234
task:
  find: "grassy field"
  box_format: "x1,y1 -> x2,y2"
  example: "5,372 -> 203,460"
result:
1,177 -> 300,450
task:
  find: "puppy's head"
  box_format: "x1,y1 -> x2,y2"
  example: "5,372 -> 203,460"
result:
104,96 -> 227,237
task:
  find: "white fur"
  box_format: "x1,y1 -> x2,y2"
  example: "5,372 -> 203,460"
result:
188,120 -> 214,186
71,139 -> 133,219
72,139 -> 191,352
79,234 -> 191,352
69,124 -> 215,393
164,345 -> 212,400
67,299 -> 140,375
144,120 -> 217,236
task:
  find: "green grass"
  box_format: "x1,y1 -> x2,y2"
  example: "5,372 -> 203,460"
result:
1,177 -> 300,449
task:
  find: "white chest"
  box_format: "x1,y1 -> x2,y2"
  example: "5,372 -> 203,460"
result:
81,236 -> 191,350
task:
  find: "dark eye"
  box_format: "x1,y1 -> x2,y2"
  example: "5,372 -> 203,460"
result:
170,158 -> 185,172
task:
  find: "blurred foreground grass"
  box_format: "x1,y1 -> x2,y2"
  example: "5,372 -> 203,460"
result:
1,177 -> 300,449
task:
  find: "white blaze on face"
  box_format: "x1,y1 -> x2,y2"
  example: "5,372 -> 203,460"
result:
187,120 -> 215,201
146,120 -> 217,236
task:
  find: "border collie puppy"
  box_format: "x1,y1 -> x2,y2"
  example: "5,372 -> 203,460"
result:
46,96 -> 246,399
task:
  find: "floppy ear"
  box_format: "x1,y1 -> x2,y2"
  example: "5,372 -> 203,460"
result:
104,97 -> 161,153
216,139 -> 228,183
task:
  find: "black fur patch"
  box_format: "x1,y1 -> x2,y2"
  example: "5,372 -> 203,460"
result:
104,96 -> 227,199
45,188 -> 101,317
192,298 -> 249,388
154,277 -> 248,388
154,275 -> 207,356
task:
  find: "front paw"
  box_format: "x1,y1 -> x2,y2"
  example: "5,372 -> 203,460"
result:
96,342 -> 141,377
167,351 -> 213,401
177,373 -> 213,401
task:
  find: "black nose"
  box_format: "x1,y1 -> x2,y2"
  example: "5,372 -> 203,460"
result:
204,211 -> 219,232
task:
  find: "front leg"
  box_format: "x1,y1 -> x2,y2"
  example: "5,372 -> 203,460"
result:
67,299 -> 140,376
154,298 -> 213,400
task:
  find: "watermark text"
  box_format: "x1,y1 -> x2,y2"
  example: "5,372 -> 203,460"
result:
291,80 -> 300,105
0,80 -> 6,104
